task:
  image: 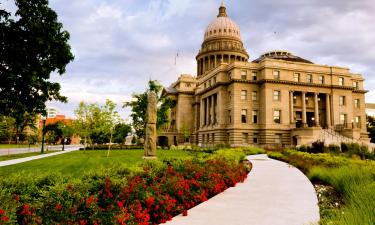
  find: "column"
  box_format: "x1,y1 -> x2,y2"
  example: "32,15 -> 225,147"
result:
314,93 -> 320,127
289,91 -> 294,125
206,97 -> 209,125
208,56 -> 211,71
326,94 -> 331,128
210,96 -> 215,124
214,55 -> 217,68
302,92 -> 307,127
200,99 -> 204,127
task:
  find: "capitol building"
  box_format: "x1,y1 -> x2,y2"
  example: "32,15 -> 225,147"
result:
160,3 -> 369,147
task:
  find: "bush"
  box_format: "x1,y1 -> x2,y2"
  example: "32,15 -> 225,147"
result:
327,144 -> 340,154
0,150 -> 251,224
310,141 -> 325,153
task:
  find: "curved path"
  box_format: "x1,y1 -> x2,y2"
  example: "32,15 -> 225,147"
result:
167,154 -> 319,225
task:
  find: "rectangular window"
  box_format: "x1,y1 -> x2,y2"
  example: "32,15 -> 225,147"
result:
204,83 -> 207,89
241,90 -> 247,100
241,109 -> 247,124
294,73 -> 300,82
242,133 -> 249,144
354,99 -> 360,108
209,80 -> 212,86
228,72 -> 232,80
273,110 -> 281,123
307,74 -> 313,83
353,81 -> 358,89
355,116 -> 361,128
252,110 -> 258,124
273,90 -> 281,101
252,72 -> 257,81
252,91 -> 258,101
241,71 -> 247,80
213,76 -> 217,84
253,133 -> 259,144
228,110 -> 231,124
339,96 -> 346,106
275,134 -> 282,144
340,114 -> 347,125
319,75 -> 324,84
339,77 -> 344,86
228,91 -> 231,101
273,70 -> 280,80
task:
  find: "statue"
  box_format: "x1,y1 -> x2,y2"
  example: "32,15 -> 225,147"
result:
124,133 -> 133,145
143,91 -> 157,159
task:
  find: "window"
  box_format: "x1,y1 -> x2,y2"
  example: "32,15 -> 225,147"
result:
273,70 -> 280,80
273,110 -> 281,123
228,72 -> 232,80
241,90 -> 247,100
339,96 -> 346,106
354,99 -> 360,108
340,114 -> 347,125
242,133 -> 249,144
273,90 -> 281,101
319,75 -> 325,84
241,71 -> 247,80
252,110 -> 258,124
213,76 -> 217,84
241,109 -> 247,124
275,134 -> 282,144
294,73 -> 300,82
253,133 -> 259,144
355,116 -> 361,128
339,77 -> 344,86
228,110 -> 231,124
204,83 -> 206,89
228,91 -> 232,101
252,72 -> 257,81
307,74 -> 313,83
353,81 -> 358,89
185,83 -> 191,87
209,80 -> 212,86
252,91 -> 258,101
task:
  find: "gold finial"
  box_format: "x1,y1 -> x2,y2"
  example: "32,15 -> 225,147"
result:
218,1 -> 227,17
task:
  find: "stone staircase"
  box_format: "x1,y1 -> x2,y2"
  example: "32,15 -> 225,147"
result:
317,128 -> 375,152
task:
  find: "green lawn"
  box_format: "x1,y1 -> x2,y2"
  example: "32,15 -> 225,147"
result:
0,144 -> 37,149
0,150 -> 59,162
0,149 -> 193,177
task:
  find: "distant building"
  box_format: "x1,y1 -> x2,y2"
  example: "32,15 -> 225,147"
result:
39,113 -> 80,144
46,107 -> 58,118
160,3 -> 370,147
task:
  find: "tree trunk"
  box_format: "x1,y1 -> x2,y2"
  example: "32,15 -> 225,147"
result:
84,136 -> 87,153
107,131 -> 113,157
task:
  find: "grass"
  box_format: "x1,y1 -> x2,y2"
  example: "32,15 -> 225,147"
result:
0,149 -> 194,177
269,149 -> 375,224
0,151 -> 59,161
0,144 -> 37,149
309,165 -> 375,225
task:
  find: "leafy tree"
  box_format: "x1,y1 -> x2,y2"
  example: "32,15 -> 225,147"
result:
0,116 -> 16,143
113,123 -> 132,144
58,122 -> 74,150
367,114 -> 375,143
0,0 -> 74,122
73,102 -> 93,151
124,80 -> 175,139
43,122 -> 62,145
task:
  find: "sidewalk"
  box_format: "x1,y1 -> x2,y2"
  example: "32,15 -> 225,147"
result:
167,154 -> 320,225
0,147 -> 81,167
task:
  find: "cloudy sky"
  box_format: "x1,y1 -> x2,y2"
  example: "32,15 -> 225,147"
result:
3,0 -> 375,119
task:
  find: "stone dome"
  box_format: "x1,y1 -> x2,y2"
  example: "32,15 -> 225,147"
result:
203,3 -> 241,41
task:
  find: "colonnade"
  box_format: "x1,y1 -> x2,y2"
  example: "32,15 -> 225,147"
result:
197,54 -> 247,76
200,94 -> 218,126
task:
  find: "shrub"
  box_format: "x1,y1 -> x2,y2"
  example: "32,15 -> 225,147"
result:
310,141 -> 325,153
327,144 -> 340,154
0,150 -> 251,224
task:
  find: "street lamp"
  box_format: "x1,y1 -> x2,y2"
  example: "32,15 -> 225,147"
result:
41,113 -> 47,154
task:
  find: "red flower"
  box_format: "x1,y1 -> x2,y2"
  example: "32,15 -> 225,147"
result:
117,201 -> 124,208
1,215 -> 9,222
15,194 -> 20,202
55,203 -> 63,211
86,195 -> 95,207
0,210 -> 4,215
79,219 -> 88,225
182,210 -> 188,216
145,197 -> 155,208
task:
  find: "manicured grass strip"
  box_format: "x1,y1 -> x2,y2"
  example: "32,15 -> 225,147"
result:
0,144 -> 37,149
0,149 -> 193,177
0,151 -> 59,162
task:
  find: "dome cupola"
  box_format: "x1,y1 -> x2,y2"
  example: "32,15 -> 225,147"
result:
196,3 -> 249,77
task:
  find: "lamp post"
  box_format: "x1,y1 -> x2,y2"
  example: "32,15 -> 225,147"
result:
41,114 -> 47,154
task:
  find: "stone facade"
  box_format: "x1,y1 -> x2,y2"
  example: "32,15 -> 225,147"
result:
159,4 -> 369,147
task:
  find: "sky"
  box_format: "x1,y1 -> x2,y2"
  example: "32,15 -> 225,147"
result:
2,0 -> 375,119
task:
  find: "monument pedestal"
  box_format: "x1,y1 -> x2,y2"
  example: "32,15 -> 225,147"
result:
142,156 -> 157,160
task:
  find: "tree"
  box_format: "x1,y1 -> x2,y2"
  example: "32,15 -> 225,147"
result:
58,122 -> 74,151
73,102 -> 93,151
101,100 -> 121,156
113,123 -> 132,144
0,116 -> 16,144
0,0 -> 74,120
124,80 -> 176,139
367,114 -> 375,143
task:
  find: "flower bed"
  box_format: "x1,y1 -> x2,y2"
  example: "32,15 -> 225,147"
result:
0,153 -> 251,224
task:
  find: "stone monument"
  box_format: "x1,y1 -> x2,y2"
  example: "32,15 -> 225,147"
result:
143,91 -> 157,159
124,133 -> 133,145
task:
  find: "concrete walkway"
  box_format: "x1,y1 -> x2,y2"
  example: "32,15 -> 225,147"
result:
0,146 -> 81,167
167,154 -> 320,225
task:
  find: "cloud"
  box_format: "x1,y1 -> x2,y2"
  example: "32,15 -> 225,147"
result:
4,0 -> 374,118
